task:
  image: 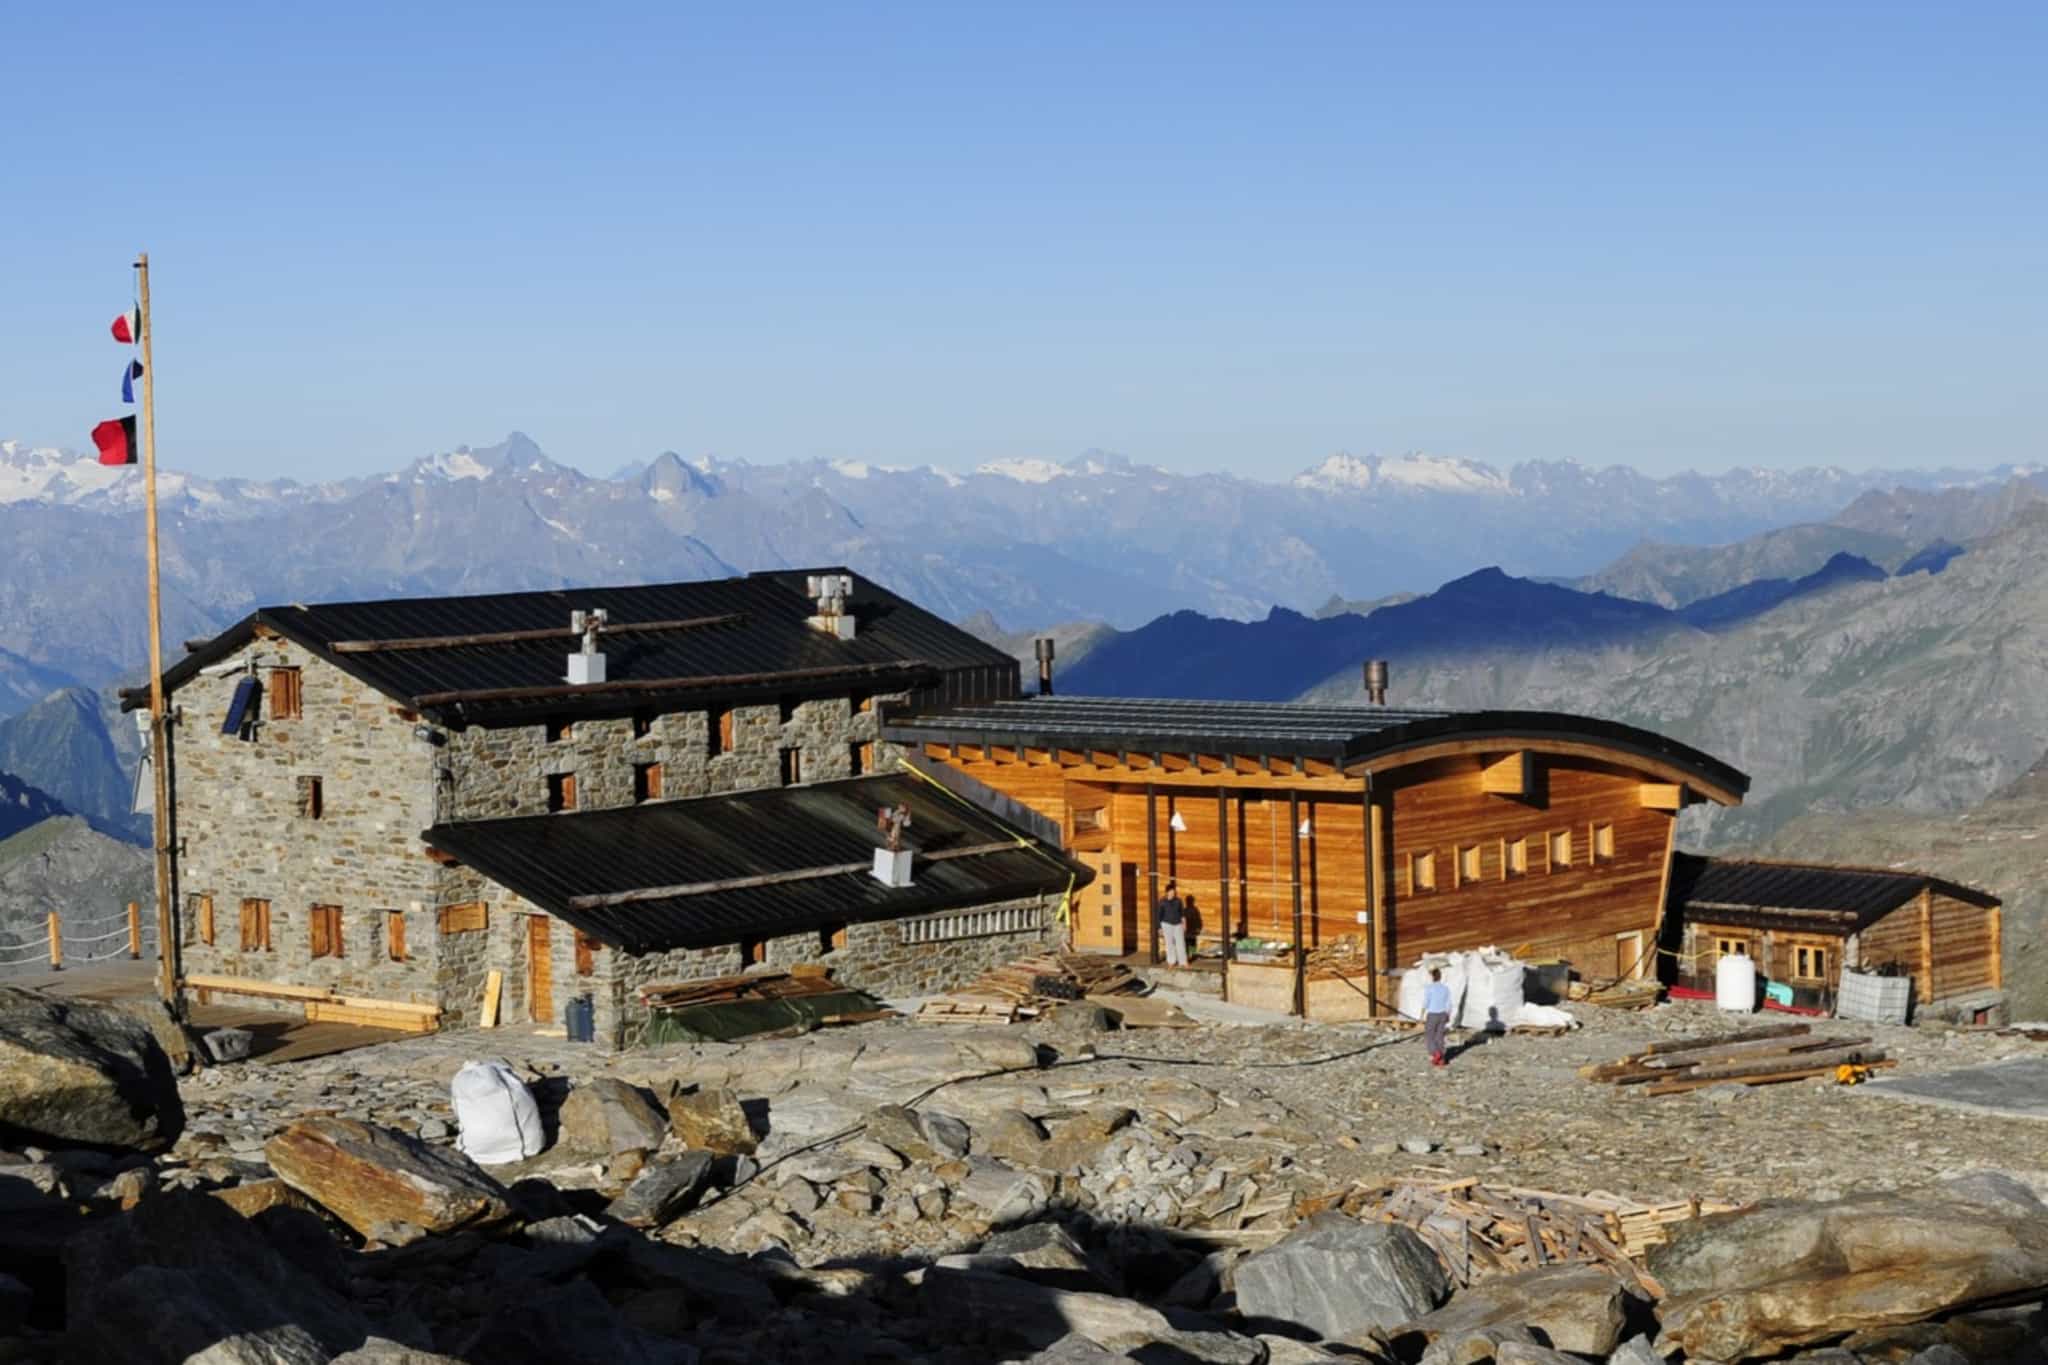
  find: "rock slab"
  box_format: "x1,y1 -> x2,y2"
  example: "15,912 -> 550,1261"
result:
1234,1211 -> 1449,1342
0,985 -> 183,1152
666,1086 -> 756,1155
265,1117 -> 517,1239
558,1078 -> 668,1158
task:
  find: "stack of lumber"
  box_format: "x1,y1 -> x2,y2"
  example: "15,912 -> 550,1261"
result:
637,966 -> 842,1011
1568,977 -> 1663,1010
1579,1022 -> 1893,1095
914,952 -> 1145,1026
1299,1178 -> 1741,1291
1303,935 -> 1372,981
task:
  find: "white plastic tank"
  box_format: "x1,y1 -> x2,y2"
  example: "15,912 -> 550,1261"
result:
1715,951 -> 1758,1013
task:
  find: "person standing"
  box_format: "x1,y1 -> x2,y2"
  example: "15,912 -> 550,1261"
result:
1157,880 -> 1188,967
1422,967 -> 1452,1067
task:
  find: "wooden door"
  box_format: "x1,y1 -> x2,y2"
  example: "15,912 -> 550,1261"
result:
528,916 -> 553,1023
1119,863 -> 1141,954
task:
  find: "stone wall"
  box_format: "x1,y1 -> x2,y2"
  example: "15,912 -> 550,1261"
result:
165,643 -> 443,1013
596,895 -> 1060,1049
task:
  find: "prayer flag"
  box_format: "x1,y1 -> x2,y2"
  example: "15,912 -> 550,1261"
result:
91,416 -> 137,466
111,308 -> 140,344
121,359 -> 143,404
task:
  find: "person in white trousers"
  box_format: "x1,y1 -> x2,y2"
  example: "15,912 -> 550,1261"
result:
1157,880 -> 1188,967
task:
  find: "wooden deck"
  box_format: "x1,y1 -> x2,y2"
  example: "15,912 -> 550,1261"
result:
27,960 -> 408,1065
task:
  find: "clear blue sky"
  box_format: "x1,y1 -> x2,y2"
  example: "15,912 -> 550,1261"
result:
4,2 -> 2043,481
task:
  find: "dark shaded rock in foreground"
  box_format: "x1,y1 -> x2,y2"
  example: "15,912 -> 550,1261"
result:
0,984 -> 183,1152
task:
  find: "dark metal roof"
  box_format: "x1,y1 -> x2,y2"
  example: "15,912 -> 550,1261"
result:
883,696 -> 1750,799
134,569 -> 1018,726
420,773 -> 1087,953
1667,853 -> 1999,932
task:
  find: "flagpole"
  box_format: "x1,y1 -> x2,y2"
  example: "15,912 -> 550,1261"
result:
136,252 -> 176,1012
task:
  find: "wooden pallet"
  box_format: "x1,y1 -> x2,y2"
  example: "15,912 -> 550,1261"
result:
913,998 -> 1017,1026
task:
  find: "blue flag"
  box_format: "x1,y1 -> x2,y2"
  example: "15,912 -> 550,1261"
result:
120,359 -> 143,404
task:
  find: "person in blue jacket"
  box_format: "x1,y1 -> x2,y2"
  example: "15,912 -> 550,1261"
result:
1422,967 -> 1453,1067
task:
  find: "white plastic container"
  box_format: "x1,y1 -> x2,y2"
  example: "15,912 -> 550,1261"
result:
1836,968 -> 1911,1025
1715,952 -> 1757,1013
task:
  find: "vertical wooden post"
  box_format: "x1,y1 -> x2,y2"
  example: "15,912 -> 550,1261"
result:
48,913 -> 62,971
136,254 -> 177,1012
1288,789 -> 1304,1018
1144,783 -> 1159,965
1918,887 -> 1935,1008
128,902 -> 142,959
1370,789 -> 1390,1015
1363,775 -> 1378,1015
1989,905 -> 2003,991
1216,787 -> 1231,961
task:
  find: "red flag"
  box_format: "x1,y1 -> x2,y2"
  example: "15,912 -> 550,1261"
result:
92,417 -> 137,466
111,308 -> 140,344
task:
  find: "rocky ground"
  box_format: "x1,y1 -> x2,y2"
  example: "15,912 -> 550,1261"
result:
5,984 -> 2048,1363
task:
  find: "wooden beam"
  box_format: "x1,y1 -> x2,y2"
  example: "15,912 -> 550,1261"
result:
1217,786 -> 1233,962
566,840 -> 1022,909
330,613 -> 744,654
1124,751 -> 1152,771
1370,793 -> 1389,1013
1289,789 -> 1305,1017
1056,748 -> 1086,768
1197,753 -> 1225,774
956,744 -> 986,764
1302,757 -> 1337,778
1480,752 -> 1531,797
411,659 -> 929,708
1350,737 -> 1745,809
1023,746 -> 1053,765
924,742 -> 955,761
989,745 -> 1017,765
1919,887 -> 1935,1006
1638,783 -> 1685,811
1231,755 -> 1261,776
1990,905 -> 2004,991
1268,757 -> 1296,778
1146,784 -> 1161,965
1158,753 -> 1190,773
480,970 -> 503,1028
1090,750 -> 1120,769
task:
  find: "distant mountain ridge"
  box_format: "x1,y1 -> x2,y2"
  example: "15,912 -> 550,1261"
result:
0,434 -> 2037,713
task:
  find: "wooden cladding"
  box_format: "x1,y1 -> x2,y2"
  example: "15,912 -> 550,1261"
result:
309,904 -> 343,959
438,901 -> 488,934
239,898 -> 272,952
268,667 -> 302,720
1479,752 -> 1530,797
386,910 -> 408,962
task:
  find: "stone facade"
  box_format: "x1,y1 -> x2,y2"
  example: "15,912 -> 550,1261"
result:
163,641 -> 1032,1047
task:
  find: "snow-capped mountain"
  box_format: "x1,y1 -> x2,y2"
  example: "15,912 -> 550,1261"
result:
0,430 -> 2040,710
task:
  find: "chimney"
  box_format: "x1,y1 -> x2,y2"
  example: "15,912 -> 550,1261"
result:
1034,637 -> 1055,696
806,573 -> 857,640
567,609 -> 608,685
1363,659 -> 1389,706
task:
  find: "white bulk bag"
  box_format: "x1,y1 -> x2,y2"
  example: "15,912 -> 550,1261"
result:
1399,953 -> 1468,1022
1459,949 -> 1526,1030
452,1059 -> 545,1165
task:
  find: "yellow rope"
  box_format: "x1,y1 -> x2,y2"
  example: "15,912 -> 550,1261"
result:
893,756 -> 1081,938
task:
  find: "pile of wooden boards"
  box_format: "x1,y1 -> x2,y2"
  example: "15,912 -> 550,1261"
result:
1569,977 -> 1662,1010
640,965 -> 840,1010
1580,1021 -> 1892,1095
915,951 -> 1147,1026
1301,1177 -> 1742,1291
1303,935 -> 1373,980
184,973 -> 441,1034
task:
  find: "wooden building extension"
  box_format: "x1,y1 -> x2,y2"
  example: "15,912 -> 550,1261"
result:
1665,855 -> 2004,1018
884,698 -> 1750,1013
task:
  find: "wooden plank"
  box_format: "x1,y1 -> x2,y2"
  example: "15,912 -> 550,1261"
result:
1638,783 -> 1685,811
439,901 -> 488,933
1919,887 -> 1935,1005
482,969 -> 503,1027
1480,753 -> 1530,797
328,613 -> 745,654
181,974 -> 333,1001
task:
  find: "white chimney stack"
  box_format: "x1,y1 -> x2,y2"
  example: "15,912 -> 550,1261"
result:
567,608 -> 608,685
806,573 -> 857,640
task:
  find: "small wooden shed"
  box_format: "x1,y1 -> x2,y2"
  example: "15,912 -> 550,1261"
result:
1665,855 -> 2004,1019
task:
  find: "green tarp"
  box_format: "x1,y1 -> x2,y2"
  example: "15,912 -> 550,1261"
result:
641,989 -> 885,1046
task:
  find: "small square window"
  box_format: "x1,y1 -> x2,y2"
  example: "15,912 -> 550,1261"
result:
1408,851 -> 1437,893
296,775 -> 323,820
1547,830 -> 1572,870
631,711 -> 655,739
545,719 -> 573,744
1591,822 -> 1615,863
634,762 -> 663,803
309,904 -> 342,959
385,910 -> 408,962
1504,837 -> 1528,879
1457,844 -> 1482,886
239,899 -> 272,952
547,773 -> 577,812
1715,936 -> 1749,959
1794,945 -> 1830,982
709,709 -> 734,756
819,923 -> 848,953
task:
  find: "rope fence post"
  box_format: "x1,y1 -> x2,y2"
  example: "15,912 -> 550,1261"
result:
129,902 -> 143,959
48,912 -> 62,971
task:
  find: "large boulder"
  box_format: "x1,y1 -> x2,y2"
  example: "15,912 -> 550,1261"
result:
1651,1177 -> 2048,1361
557,1078 -> 667,1158
0,985 -> 183,1151
665,1086 -> 756,1156
1233,1212 -> 1449,1341
920,1264 -> 1265,1363
265,1117 -> 517,1239
606,1152 -> 715,1229
1387,1264 -> 1633,1359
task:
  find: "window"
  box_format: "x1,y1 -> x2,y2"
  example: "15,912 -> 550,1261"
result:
296,775 -> 323,820
780,747 -> 803,785
1457,844 -> 1483,886
1793,945 -> 1830,982
634,762 -> 663,803
631,711 -> 655,739
545,719 -> 574,744
1408,851 -> 1437,894
709,708 -> 734,756
1590,822 -> 1615,863
779,697 -> 801,725
385,910 -> 408,962
1504,837 -> 1529,879
1072,806 -> 1109,835
547,772 -> 577,812
819,923 -> 848,953
853,692 -> 874,715
185,894 -> 214,946
1715,936 -> 1750,959
741,936 -> 767,965
239,898 -> 271,952
1547,830 -> 1572,870
575,930 -> 601,976
850,741 -> 874,776
309,904 -> 343,959
268,667 -> 302,721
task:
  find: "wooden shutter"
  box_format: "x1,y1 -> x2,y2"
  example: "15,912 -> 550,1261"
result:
269,668 -> 302,720
310,905 -> 341,959
574,930 -> 599,976
199,895 -> 214,946
438,901 -> 488,933
386,910 -> 407,962
240,900 -> 258,951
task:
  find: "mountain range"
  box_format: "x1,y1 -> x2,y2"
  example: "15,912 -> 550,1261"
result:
2,433 -> 2041,707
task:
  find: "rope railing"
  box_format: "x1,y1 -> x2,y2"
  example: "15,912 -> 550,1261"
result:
1,903 -> 162,973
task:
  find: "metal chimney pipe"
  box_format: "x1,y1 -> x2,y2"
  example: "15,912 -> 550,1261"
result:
1034,638 -> 1056,696
1363,659 -> 1389,706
